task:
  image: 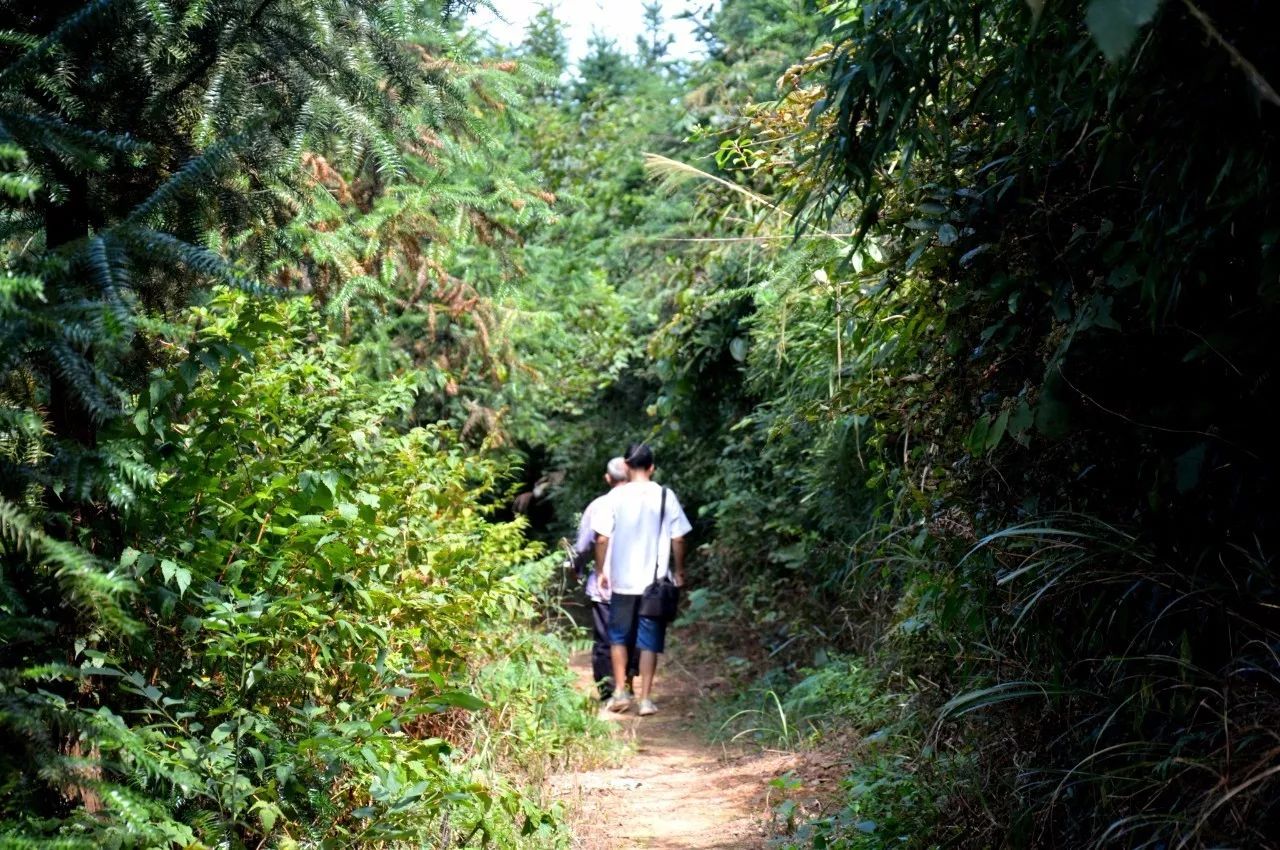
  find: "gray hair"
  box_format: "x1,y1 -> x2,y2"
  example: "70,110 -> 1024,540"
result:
605,456 -> 628,483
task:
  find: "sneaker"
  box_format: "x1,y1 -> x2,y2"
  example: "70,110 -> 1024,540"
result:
638,699 -> 658,717
606,691 -> 633,713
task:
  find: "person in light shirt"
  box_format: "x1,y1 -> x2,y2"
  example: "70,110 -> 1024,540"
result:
593,443 -> 692,716
568,456 -> 637,700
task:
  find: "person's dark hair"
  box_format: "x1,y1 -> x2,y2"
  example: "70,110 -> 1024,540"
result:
624,442 -> 654,469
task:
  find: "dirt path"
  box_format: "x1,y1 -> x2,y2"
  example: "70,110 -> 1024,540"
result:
550,650 -> 802,850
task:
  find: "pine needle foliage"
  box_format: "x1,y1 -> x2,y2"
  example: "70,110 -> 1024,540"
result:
2,3 -> 600,846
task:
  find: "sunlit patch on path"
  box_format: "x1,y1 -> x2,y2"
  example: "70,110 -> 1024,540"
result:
551,651 -> 801,849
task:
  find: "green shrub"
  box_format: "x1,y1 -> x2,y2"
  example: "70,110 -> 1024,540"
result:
776,754 -> 949,850
1,292 -> 593,847
781,657 -> 898,739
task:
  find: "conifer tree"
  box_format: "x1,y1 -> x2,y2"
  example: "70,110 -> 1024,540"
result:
637,2 -> 675,67
521,5 -> 569,102
0,3 -> 539,843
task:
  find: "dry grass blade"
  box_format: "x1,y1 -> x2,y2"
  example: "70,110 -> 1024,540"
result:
642,152 -> 851,247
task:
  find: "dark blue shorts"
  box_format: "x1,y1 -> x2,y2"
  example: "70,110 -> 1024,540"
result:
607,593 -> 667,653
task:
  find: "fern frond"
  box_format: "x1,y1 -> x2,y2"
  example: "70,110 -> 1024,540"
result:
124,228 -> 278,297
0,0 -> 121,87
1,110 -> 144,169
0,272 -> 44,315
41,535 -> 139,634
126,133 -> 247,224
0,495 -> 43,556
49,340 -> 119,423
99,441 -> 157,510
0,169 -> 40,200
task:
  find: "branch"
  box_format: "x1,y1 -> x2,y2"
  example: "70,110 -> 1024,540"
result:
1181,0 -> 1280,108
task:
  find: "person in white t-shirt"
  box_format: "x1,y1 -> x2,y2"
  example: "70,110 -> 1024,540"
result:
593,443 -> 692,716
567,456 -> 637,700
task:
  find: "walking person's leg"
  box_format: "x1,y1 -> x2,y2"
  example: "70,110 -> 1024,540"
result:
637,650 -> 658,701
635,616 -> 667,715
606,595 -> 640,711
591,600 -> 614,699
625,643 -> 639,696
609,644 -> 630,706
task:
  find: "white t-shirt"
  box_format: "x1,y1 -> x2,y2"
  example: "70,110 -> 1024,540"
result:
578,493 -> 613,602
590,480 -> 692,595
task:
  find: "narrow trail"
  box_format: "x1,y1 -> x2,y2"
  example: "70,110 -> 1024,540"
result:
550,650 -> 803,850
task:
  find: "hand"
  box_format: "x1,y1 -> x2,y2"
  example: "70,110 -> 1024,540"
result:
674,571 -> 685,588
599,572 -> 610,593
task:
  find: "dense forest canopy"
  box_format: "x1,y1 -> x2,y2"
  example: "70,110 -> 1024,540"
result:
2,0 -> 1277,848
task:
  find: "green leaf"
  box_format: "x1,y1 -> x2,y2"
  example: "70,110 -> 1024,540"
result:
320,470 -> 340,497
1175,443 -> 1207,493
136,552 -> 156,576
1008,400 -> 1034,445
1035,371 -> 1071,438
985,409 -> 1009,451
177,360 -> 200,389
427,691 -> 488,712
905,235 -> 930,269
1086,0 -> 1162,61
940,681 -> 1069,718
966,415 -> 991,455
1082,294 -> 1121,331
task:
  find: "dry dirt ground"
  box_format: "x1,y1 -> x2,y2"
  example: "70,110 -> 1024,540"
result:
549,650 -> 851,850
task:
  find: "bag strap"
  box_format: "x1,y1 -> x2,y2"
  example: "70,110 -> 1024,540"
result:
652,487 -> 667,583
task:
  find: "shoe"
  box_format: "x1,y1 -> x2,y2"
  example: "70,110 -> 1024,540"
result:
606,691 -> 633,713
638,699 -> 658,717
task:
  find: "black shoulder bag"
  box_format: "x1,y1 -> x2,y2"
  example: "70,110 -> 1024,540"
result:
638,487 -> 681,622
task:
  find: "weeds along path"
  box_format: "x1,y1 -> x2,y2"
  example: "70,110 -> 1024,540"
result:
551,650 -> 800,849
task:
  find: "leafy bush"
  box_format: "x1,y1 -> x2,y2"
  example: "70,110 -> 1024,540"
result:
560,0 -> 1280,847
1,292 -> 597,847
776,756 -> 945,850
2,4 -> 612,844
781,658 -> 897,739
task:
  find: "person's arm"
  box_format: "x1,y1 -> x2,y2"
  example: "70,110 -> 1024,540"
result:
671,536 -> 686,586
567,505 -> 596,577
595,534 -> 611,592
571,524 -> 595,576
570,544 -> 594,576
668,492 -> 693,587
